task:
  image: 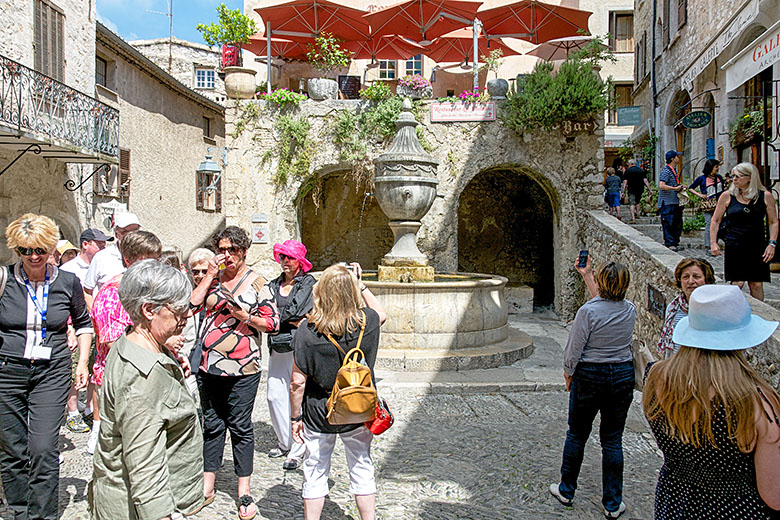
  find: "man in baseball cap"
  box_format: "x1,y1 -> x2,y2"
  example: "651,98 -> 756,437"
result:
658,150 -> 685,251
83,212 -> 141,297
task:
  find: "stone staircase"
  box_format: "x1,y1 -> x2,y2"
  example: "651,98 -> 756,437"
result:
628,215 -> 780,310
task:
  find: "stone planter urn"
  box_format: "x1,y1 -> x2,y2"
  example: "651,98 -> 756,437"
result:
396,83 -> 433,99
486,78 -> 508,99
307,77 -> 338,100
223,67 -> 257,99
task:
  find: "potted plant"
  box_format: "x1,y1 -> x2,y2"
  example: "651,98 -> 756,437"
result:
396,74 -> 433,99
481,49 -> 507,99
306,32 -> 352,100
197,3 -> 258,99
729,103 -> 765,148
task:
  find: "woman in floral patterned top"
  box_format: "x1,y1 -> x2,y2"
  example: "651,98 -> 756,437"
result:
190,226 -> 278,520
88,230 -> 162,455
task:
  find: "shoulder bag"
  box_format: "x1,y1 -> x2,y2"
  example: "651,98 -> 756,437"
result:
325,310 -> 377,425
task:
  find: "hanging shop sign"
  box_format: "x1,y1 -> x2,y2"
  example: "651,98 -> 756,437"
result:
723,18 -> 780,92
681,110 -> 713,129
680,0 -> 759,92
617,106 -> 642,126
430,102 -> 496,122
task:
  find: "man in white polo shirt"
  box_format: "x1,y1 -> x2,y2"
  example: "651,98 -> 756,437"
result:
60,228 -> 113,433
82,212 -> 141,305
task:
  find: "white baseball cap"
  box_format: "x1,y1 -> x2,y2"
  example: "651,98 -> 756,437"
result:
114,212 -> 141,229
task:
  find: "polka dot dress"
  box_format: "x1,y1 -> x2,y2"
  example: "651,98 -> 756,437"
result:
649,406 -> 780,519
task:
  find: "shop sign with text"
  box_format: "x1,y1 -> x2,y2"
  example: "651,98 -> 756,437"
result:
681,110 -> 712,129
430,102 -> 496,122
724,18 -> 780,92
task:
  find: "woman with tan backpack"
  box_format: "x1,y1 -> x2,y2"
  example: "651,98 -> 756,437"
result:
290,263 -> 387,520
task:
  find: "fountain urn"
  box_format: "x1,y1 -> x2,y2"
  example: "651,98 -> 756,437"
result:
373,98 -> 439,282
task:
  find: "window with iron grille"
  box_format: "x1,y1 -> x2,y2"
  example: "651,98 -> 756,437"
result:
608,84 -> 633,125
196,171 -> 221,212
96,57 -> 107,87
609,13 -> 634,53
405,54 -> 422,76
677,0 -> 687,29
379,60 -> 396,79
34,0 -> 65,81
195,68 -> 216,89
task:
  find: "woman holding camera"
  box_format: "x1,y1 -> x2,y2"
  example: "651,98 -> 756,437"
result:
290,263 -> 386,520
266,240 -> 316,471
550,256 -> 635,519
190,226 -> 279,520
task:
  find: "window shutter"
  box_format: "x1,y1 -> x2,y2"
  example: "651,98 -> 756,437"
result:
33,1 -> 65,81
677,0 -> 687,29
118,148 -> 131,199
215,174 -> 222,212
54,9 -> 64,81
196,172 -> 204,211
608,12 -> 616,51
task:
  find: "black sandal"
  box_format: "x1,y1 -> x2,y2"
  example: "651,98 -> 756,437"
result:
238,495 -> 257,520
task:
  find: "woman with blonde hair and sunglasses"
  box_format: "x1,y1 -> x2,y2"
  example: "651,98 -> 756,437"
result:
290,263 -> 386,520
710,162 -> 778,300
0,214 -> 93,519
644,284 -> 780,518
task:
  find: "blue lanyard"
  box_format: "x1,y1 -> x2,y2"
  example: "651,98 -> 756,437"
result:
20,265 -> 50,341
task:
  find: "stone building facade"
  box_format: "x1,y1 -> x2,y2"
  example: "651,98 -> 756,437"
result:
130,37 -> 228,105
223,99 -> 604,318
631,0 -> 780,182
96,23 -> 227,255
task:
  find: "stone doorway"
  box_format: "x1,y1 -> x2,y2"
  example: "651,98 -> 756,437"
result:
299,171 -> 393,271
457,168 -> 554,307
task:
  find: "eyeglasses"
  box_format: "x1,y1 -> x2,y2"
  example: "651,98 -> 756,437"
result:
16,247 -> 48,256
279,253 -> 293,261
164,304 -> 190,324
191,269 -> 208,275
217,246 -> 242,255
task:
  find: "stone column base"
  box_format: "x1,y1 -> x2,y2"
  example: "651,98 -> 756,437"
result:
378,265 -> 434,283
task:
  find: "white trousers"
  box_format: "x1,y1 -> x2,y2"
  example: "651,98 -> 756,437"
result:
267,350 -> 306,458
301,425 -> 376,499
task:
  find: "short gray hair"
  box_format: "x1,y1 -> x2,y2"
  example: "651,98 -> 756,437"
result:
188,247 -> 215,267
628,158 -> 636,166
118,259 -> 191,324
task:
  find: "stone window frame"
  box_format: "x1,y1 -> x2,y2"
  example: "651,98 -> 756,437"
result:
33,0 -> 65,82
378,60 -> 397,80
95,56 -> 107,87
195,68 -> 216,89
608,11 -> 634,53
608,84 -> 634,125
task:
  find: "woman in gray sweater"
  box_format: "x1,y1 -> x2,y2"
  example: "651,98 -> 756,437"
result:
550,257 -> 636,519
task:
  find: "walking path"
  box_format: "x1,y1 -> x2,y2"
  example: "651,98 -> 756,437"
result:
5,312 -> 665,520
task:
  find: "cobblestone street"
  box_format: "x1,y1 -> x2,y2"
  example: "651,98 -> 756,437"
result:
6,313 -> 664,520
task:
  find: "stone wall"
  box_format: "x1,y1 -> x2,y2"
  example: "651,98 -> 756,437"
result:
582,210 -> 780,388
224,98 -> 604,317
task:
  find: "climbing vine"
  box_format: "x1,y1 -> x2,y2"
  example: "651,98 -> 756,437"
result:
261,116 -> 315,189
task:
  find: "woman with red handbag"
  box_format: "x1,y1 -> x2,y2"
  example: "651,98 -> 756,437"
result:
289,263 -> 386,520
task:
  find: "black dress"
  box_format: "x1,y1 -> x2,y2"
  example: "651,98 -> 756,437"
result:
723,191 -> 770,282
649,405 -> 780,519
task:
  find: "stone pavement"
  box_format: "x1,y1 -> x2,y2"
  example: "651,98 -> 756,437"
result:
3,312 -> 665,520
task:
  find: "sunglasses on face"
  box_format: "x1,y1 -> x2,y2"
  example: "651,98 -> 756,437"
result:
191,269 -> 208,275
16,247 -> 48,256
279,253 -> 294,261
217,246 -> 242,255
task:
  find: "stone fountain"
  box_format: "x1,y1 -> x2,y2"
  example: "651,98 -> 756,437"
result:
364,99 -> 534,371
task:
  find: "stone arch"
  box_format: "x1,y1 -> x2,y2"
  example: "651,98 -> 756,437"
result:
665,90 -> 693,179
456,165 -> 556,307
298,168 -> 392,271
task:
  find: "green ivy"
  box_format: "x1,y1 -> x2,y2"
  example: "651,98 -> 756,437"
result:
261,116 -> 314,188
501,59 -> 609,134
260,88 -> 307,107
359,82 -> 393,101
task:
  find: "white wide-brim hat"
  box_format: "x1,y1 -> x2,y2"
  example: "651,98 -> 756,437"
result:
672,284 -> 778,350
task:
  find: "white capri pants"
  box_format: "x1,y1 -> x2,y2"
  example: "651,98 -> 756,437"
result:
267,351 -> 306,458
301,425 -> 376,499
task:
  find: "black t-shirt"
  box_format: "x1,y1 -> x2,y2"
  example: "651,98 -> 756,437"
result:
624,166 -> 648,196
293,307 -> 380,434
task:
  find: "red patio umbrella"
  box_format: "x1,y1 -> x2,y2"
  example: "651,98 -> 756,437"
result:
423,27 -> 519,64
477,0 -> 592,45
342,35 -> 425,61
363,0 -> 483,42
254,0 -> 371,42
244,34 -> 309,60
526,35 -> 603,61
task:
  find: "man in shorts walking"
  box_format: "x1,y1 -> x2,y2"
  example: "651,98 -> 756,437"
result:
622,159 -> 652,223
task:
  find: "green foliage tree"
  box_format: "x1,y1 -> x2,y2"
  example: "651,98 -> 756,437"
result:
307,32 -> 353,76
196,3 -> 258,66
479,49 -> 504,79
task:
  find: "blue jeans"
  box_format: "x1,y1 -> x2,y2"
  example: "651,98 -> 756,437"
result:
558,361 -> 634,512
659,203 -> 683,247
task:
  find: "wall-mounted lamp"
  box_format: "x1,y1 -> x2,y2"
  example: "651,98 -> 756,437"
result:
197,146 -> 229,193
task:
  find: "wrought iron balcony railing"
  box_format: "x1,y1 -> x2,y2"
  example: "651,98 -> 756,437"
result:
0,54 -> 118,159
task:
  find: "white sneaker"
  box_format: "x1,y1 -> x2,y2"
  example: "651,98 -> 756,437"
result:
604,502 -> 626,519
549,483 -> 573,506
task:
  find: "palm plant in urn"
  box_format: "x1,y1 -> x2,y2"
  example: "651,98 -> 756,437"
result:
306,33 -> 353,100
197,3 -> 258,99
396,74 -> 433,99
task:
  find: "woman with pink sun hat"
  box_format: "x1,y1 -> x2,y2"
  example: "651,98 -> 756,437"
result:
266,240 -> 316,471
